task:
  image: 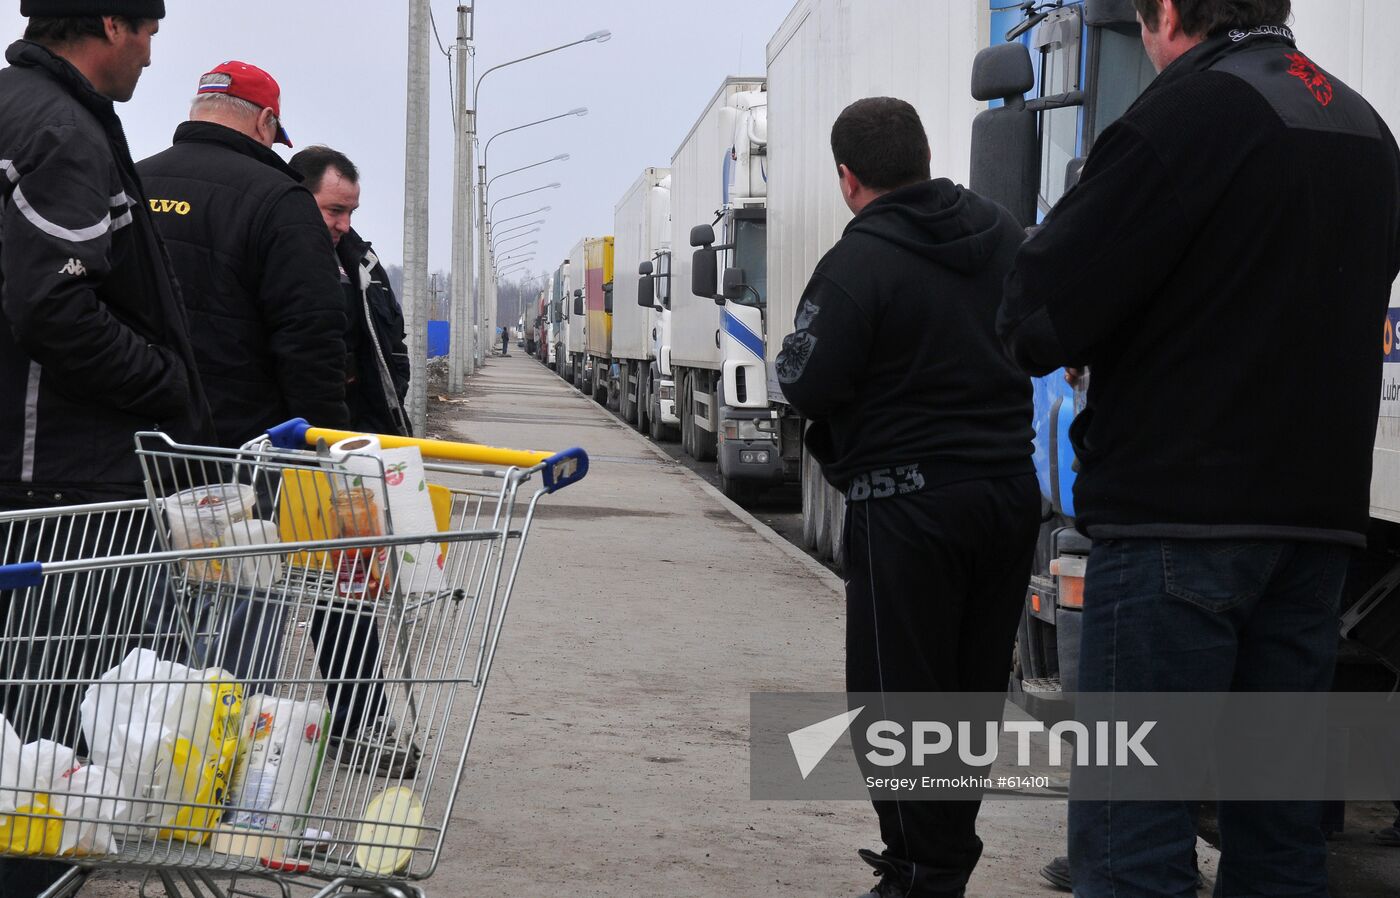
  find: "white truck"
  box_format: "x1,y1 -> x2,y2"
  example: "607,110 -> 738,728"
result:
764,0 -> 988,561
613,167 -> 679,441
665,77 -> 788,502
551,258 -> 574,383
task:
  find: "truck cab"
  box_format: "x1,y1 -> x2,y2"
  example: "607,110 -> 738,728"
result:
973,0 -> 1400,699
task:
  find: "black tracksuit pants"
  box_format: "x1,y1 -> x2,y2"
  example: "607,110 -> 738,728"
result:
844,473 -> 1039,895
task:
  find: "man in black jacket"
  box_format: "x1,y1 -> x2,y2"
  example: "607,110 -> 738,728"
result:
998,1 -> 1400,895
0,6 -> 213,895
288,145 -> 418,777
776,98 -> 1038,898
139,60 -> 349,448
289,146 -> 412,438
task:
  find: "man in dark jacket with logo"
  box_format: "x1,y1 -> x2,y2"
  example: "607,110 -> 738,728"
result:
998,1 -> 1400,894
139,61 -> 349,447
776,97 -> 1038,898
0,5 -> 213,895
290,145 -> 412,437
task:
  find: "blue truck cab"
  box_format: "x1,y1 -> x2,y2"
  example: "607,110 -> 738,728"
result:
972,0 -> 1400,703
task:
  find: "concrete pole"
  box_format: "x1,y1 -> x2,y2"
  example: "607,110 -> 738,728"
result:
449,5 -> 475,388
476,164 -> 488,368
402,0 -> 431,434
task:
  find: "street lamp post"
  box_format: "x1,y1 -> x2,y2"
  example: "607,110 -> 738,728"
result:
491,219 -> 545,245
476,111 -> 585,368
491,225 -> 541,253
461,30 -> 609,376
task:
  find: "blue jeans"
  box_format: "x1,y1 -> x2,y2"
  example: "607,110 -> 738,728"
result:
1069,538 -> 1350,898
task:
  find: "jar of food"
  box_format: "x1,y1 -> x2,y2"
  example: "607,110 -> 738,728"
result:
331,488 -> 384,599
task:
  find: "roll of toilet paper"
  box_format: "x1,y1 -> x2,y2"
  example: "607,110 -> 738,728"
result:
226,520 -> 283,589
325,437 -> 446,594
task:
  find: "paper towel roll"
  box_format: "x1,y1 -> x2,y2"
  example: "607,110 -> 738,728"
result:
218,696 -> 328,855
324,437 -> 447,594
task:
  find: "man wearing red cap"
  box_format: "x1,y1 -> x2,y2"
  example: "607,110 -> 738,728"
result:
0,6 -> 215,895
139,60 -> 349,449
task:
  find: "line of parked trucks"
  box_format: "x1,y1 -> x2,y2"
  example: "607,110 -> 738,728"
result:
526,0 -> 1400,696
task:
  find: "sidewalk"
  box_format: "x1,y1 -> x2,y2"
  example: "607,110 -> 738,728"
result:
420,354 -> 1068,896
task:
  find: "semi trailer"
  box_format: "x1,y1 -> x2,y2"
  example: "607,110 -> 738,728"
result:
614,167 -> 678,440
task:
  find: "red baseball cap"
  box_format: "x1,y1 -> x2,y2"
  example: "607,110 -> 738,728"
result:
197,60 -> 293,147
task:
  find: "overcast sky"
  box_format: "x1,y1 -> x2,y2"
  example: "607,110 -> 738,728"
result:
0,0 -> 793,282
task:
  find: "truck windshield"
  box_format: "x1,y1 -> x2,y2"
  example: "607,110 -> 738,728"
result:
731,218 -> 767,307
1089,26 -> 1157,146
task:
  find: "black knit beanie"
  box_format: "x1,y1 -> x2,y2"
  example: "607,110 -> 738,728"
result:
21,1 -> 165,16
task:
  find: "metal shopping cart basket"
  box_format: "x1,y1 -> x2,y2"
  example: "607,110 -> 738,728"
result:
0,419 -> 587,898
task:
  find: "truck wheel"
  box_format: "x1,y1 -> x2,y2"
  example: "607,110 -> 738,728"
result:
648,374 -> 674,443
826,484 -> 847,571
801,443 -> 825,551
592,365 -> 608,405
720,470 -> 759,506
681,372 -> 697,458
633,366 -> 648,433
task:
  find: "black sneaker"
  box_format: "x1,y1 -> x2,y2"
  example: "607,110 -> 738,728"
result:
327,715 -> 422,778
854,849 -> 965,898
1040,855 -> 1072,892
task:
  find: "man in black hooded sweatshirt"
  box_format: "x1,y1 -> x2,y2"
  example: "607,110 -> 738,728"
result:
776,97 -> 1038,898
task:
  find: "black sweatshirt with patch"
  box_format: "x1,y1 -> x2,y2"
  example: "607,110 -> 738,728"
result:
998,29 -> 1400,546
776,179 -> 1033,491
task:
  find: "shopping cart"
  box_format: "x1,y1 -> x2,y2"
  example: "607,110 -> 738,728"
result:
0,419 -> 588,898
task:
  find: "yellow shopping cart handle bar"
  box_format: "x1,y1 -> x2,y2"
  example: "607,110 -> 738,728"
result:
264,419 -> 588,493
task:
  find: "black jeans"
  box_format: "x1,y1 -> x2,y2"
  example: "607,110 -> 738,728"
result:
844,474 -> 1039,896
310,603 -> 388,736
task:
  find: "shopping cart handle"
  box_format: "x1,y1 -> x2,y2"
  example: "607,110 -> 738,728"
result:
265,417 -> 312,450
0,562 -> 43,590
542,447 -> 589,493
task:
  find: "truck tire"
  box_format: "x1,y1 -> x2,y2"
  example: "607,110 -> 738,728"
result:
648,371 -> 676,443
592,363 -> 608,405
680,371 -> 695,458
720,470 -> 758,506
632,365 -> 647,433
801,443 -> 826,551
826,483 -> 847,571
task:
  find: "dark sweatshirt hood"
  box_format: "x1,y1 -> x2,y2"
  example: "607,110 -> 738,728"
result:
844,178 -> 1005,274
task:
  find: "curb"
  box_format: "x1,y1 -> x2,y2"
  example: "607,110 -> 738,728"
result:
546,366 -> 846,598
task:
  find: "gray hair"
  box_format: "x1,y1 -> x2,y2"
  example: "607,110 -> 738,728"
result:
190,73 -> 279,134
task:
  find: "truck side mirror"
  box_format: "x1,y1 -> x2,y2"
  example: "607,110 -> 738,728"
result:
638,274 -> 657,308
690,224 -> 716,248
969,43 -> 1038,228
638,260 -> 654,276
722,267 -> 747,304
573,289 -> 584,317
692,247 -> 718,300
604,283 -> 613,315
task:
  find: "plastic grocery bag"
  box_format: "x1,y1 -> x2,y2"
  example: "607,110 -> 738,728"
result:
78,648 -> 243,844
0,735 -> 71,856
50,763 -> 127,856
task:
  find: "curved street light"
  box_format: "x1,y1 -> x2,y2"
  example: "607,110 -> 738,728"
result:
472,32 -> 610,116
486,153 -> 569,206
498,250 -> 537,265
494,206 -> 550,229
490,182 -> 560,224
494,236 -> 538,255
492,228 -> 540,254
483,111 -> 586,174
491,219 -> 545,246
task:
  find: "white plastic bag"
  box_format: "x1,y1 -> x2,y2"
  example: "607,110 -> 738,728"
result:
78,648 -> 243,842
0,713 -> 22,814
50,764 -> 126,856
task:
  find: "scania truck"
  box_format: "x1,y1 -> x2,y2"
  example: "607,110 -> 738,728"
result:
645,78 -> 788,502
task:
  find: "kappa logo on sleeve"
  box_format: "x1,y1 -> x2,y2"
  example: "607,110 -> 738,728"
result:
148,198 -> 192,215
58,257 -> 86,276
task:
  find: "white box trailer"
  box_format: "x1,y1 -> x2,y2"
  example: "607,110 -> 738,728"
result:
764,0 -> 989,559
565,238 -> 589,388
611,167 -> 677,439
